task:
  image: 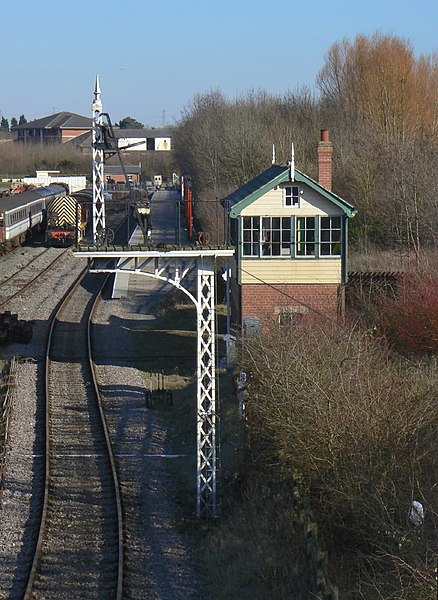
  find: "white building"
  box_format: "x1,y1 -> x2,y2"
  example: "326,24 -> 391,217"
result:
22,171 -> 87,193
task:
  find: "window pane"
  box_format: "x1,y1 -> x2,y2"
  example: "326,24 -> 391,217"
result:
332,242 -> 341,255
243,217 -> 252,229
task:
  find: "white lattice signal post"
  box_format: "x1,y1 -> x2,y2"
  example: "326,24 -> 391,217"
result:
92,75 -> 106,240
196,257 -> 217,518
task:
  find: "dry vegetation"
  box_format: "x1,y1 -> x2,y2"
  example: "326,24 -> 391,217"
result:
239,318 -> 437,599
171,34 -> 438,596
0,142 -> 90,178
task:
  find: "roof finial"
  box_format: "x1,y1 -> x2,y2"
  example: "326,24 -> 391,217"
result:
94,74 -> 101,97
93,75 -> 102,113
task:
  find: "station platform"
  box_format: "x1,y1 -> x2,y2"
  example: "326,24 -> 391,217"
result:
111,189 -> 190,299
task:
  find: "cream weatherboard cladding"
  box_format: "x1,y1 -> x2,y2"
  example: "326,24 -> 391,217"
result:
240,183 -> 344,217
239,258 -> 342,285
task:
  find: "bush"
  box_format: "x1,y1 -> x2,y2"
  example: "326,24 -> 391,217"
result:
379,272 -> 438,356
241,320 -> 437,598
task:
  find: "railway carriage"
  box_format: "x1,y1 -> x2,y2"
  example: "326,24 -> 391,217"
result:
0,185 -> 68,253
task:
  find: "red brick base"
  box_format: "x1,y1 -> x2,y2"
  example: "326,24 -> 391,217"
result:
241,283 -> 341,327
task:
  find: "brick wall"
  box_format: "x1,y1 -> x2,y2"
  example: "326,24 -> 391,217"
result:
61,129 -> 90,143
241,283 -> 341,325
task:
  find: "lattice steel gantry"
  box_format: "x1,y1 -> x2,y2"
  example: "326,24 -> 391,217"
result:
76,247 -> 234,518
92,75 -> 106,240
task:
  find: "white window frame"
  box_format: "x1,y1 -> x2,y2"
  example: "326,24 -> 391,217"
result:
284,185 -> 300,207
320,216 -> 342,257
295,216 -> 316,257
242,216 -> 260,257
261,216 -> 292,256
241,215 -> 343,259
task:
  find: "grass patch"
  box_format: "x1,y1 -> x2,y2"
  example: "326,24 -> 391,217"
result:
132,304 -> 197,376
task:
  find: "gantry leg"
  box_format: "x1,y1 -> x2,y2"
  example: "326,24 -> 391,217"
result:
196,257 -> 217,518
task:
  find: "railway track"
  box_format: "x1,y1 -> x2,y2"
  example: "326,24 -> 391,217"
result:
0,247 -> 69,308
24,272 -> 123,599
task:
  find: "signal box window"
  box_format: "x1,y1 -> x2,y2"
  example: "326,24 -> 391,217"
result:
242,216 -> 260,257
284,186 -> 299,207
320,216 -> 342,256
261,217 -> 292,256
296,216 -> 316,256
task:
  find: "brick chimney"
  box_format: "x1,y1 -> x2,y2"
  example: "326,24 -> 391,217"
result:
317,129 -> 333,191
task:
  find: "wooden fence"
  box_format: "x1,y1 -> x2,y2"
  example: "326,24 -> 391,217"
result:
292,477 -> 339,599
346,271 -> 403,310
145,370 -> 173,408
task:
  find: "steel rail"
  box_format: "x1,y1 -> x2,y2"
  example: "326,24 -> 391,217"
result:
89,280 -> 124,600
0,248 -> 69,308
23,268 -> 123,599
0,248 -> 50,288
23,266 -> 88,600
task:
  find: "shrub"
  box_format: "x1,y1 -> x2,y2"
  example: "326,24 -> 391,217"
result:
241,320 -> 437,598
379,272 -> 438,356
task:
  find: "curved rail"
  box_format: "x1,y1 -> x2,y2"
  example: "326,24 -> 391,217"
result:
23,268 -> 88,599
88,282 -> 124,599
23,270 -> 123,599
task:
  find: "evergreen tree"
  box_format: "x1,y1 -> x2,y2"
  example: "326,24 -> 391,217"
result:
117,116 -> 144,129
18,114 -> 27,125
0,117 -> 9,131
11,117 -> 18,128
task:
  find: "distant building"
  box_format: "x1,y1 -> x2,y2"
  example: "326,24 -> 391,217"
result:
12,111 -> 172,152
116,129 -> 172,152
22,170 -> 86,193
105,165 -> 141,186
13,112 -> 92,144
222,131 -> 357,331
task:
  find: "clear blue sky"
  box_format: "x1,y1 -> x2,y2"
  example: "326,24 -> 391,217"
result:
3,0 -> 437,127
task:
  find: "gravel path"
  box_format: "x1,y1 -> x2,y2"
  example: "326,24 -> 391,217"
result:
93,291 -> 205,599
